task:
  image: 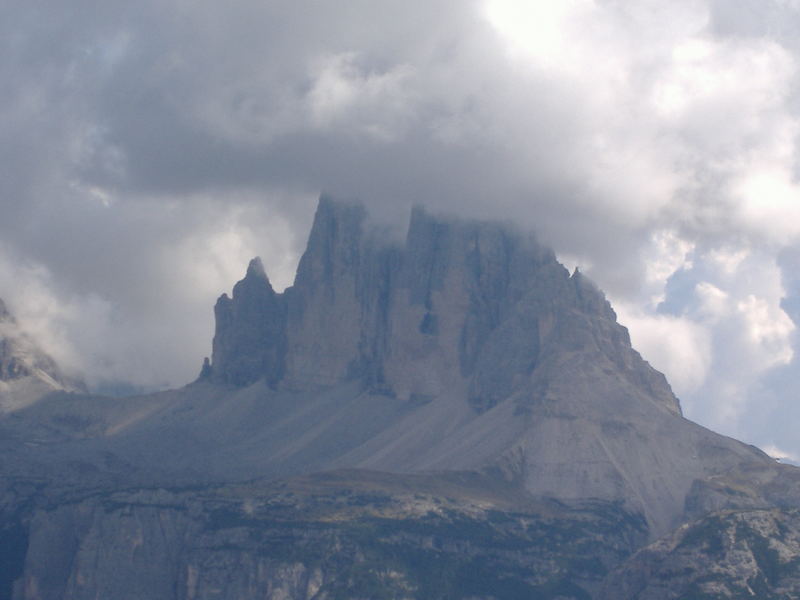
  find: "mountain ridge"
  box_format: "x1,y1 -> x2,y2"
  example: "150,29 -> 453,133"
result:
0,196 -> 798,599
199,197 -> 776,536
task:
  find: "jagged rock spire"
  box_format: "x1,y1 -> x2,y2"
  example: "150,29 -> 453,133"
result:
209,255 -> 287,388
207,196 -> 680,415
245,256 -> 267,280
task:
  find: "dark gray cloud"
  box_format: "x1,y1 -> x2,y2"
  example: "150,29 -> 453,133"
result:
2,0 -> 800,457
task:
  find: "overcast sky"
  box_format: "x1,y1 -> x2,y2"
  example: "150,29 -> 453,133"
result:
3,0 -> 800,459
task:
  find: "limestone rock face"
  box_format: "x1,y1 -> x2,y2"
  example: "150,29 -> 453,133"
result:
12,475 -> 648,600
209,198 -> 681,416
284,199 -> 373,389
600,507 -> 800,599
210,258 -> 286,387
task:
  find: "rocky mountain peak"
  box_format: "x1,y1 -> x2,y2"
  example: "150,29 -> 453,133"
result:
210,255 -> 285,387
202,197 -> 758,534
293,195 -> 367,292
245,256 -> 268,281
209,196 -> 680,414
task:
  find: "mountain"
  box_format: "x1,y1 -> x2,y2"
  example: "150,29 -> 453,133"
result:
204,197 -> 777,536
0,298 -> 84,412
0,197 -> 799,599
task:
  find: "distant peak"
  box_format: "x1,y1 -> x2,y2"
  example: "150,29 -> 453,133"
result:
409,204 -> 429,220
246,257 -> 268,281
234,257 -> 275,297
317,193 -> 363,211
313,195 -> 367,228
292,195 -> 367,290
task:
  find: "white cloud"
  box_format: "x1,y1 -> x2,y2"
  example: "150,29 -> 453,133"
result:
0,189 -> 310,390
670,251 -> 794,431
3,0 -> 800,455
694,281 -> 729,321
736,166 -> 800,244
644,230 -> 695,306
307,53 -> 417,140
484,0 -> 596,68
705,247 -> 749,277
762,443 -> 799,463
614,239 -> 794,435
0,248 -> 108,382
615,304 -> 712,396
736,294 -> 795,368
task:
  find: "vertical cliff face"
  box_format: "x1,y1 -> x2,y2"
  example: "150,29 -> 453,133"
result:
284,198 -> 372,388
208,197 -> 681,417
13,478 -> 649,600
210,258 -> 286,387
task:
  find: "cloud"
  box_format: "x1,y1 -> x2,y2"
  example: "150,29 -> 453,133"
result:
622,245 -> 795,434
0,190 -> 313,390
614,305 -> 712,396
1,0 -> 800,455
762,444 -> 799,464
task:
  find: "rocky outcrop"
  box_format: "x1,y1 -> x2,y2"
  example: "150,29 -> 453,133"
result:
210,258 -> 287,387
601,508 -> 800,599
12,473 -> 648,600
